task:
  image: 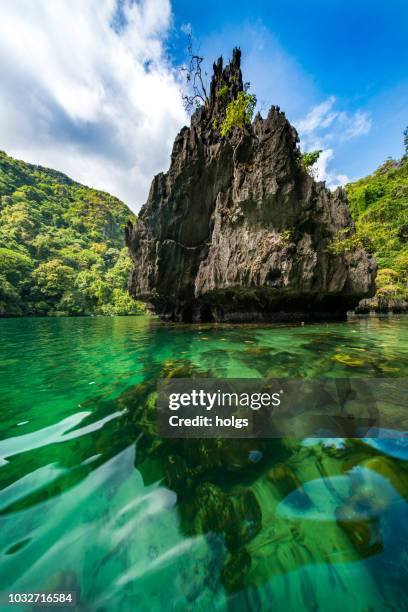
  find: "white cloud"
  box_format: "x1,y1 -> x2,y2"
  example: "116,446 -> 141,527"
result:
297,97 -> 337,134
0,0 -> 188,211
314,149 -> 350,189
295,97 -> 371,188
180,22 -> 192,35
338,110 -> 371,140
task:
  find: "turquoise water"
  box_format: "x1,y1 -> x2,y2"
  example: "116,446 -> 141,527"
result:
0,316 -> 408,611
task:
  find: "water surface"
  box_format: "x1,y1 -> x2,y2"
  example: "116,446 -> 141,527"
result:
0,316 -> 408,611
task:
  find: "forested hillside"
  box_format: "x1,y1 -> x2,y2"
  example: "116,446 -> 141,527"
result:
1,145 -> 406,318
346,155 -> 408,312
0,151 -> 144,316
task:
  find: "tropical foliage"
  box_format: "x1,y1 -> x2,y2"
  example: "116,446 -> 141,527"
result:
0,151 -> 144,316
302,150 -> 322,177
346,154 -> 408,306
220,91 -> 257,137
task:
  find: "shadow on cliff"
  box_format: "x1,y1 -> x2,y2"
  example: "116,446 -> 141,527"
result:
126,48 -> 376,324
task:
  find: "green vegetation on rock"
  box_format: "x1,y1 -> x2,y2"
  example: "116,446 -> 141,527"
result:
301,149 -> 322,177
216,84 -> 229,100
220,91 -> 257,137
0,151 -> 144,317
327,227 -> 373,256
346,154 -> 408,310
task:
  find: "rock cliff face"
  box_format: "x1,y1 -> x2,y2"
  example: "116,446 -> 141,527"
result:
126,49 -> 376,322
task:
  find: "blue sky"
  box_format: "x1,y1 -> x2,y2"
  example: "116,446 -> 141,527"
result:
170,0 -> 408,183
0,0 -> 406,211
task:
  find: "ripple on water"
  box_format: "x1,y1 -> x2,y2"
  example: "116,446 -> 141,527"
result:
0,315 -> 408,610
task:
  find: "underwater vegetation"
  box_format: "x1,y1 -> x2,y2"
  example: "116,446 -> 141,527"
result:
113,356 -> 408,596
2,316 -> 408,609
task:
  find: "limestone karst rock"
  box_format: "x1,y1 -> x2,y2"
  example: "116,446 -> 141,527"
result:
126,48 -> 376,322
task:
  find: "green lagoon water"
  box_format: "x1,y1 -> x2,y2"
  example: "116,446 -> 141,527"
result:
0,315 -> 408,611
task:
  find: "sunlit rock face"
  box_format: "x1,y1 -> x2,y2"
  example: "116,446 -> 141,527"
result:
126,48 -> 376,323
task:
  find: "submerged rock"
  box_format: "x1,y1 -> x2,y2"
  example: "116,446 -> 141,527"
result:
126,48 -> 376,323
120,366 -> 408,590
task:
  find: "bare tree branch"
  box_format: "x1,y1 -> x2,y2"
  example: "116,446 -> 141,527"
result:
179,32 -> 209,113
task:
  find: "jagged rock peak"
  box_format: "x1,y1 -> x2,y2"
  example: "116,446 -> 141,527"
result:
209,47 -> 243,113
126,49 -> 376,323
